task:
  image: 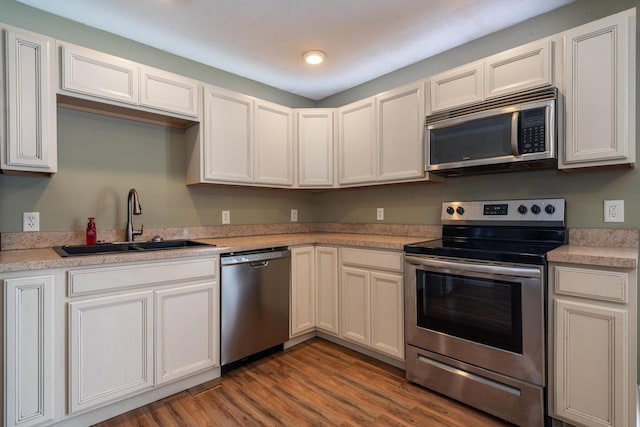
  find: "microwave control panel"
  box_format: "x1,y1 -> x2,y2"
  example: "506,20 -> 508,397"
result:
518,108 -> 547,154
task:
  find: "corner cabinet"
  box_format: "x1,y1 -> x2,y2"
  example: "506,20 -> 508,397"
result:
296,109 -> 335,188
3,273 -> 56,427
1,27 -> 57,174
548,262 -> 637,427
290,246 -> 316,337
290,245 -> 340,337
339,247 -> 404,360
338,80 -> 431,186
560,8 -> 636,169
193,85 -> 293,187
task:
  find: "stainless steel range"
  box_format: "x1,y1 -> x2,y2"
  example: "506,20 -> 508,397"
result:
404,198 -> 566,427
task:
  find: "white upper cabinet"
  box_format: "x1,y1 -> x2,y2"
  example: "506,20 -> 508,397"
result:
61,42 -> 138,105
338,80 -> 428,186
430,62 -> 483,112
198,84 -> 293,187
296,109 -> 335,188
376,81 -> 426,182
59,42 -> 200,119
338,97 -> 377,185
560,9 -> 636,169
140,66 -> 200,118
430,38 -> 554,112
1,27 -> 57,174
254,100 -> 293,186
202,85 -> 253,183
484,38 -> 554,98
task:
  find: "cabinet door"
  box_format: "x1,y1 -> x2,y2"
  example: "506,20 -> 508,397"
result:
291,246 -> 316,337
202,86 -> 253,183
254,100 -> 293,186
297,109 -> 335,187
340,266 -> 370,346
484,39 -> 554,98
2,28 -> 56,173
140,66 -> 200,118
430,62 -> 483,112
370,271 -> 404,360
554,298 -> 627,427
4,275 -> 55,427
338,97 -> 376,185
560,10 -> 635,168
376,81 -> 425,182
61,43 -> 138,105
315,246 -> 339,335
155,281 -> 218,385
69,291 -> 154,413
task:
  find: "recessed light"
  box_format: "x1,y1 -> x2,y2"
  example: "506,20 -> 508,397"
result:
303,50 -> 326,65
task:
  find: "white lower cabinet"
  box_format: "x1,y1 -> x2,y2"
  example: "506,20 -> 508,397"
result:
549,263 -> 637,427
339,248 -> 404,360
290,246 -> 316,337
67,257 -> 219,415
155,281 -> 218,385
69,291 -> 154,413
315,246 -> 339,335
290,246 -> 340,338
3,274 -> 55,427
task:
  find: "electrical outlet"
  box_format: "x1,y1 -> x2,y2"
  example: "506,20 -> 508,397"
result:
222,210 -> 231,225
604,200 -> 624,223
23,212 -> 40,232
377,207 -> 384,221
291,209 -> 298,222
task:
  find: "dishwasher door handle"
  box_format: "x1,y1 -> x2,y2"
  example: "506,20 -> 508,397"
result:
250,261 -> 269,268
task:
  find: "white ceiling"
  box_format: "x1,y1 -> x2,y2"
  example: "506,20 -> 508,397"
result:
16,0 -> 576,100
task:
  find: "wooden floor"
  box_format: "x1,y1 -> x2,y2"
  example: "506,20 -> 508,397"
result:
95,338 -> 512,426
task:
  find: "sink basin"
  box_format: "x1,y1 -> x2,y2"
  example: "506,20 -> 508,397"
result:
54,240 -> 213,257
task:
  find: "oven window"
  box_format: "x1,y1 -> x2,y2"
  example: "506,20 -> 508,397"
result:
416,271 -> 523,354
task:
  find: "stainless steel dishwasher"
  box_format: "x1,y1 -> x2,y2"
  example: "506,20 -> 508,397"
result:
220,247 -> 290,372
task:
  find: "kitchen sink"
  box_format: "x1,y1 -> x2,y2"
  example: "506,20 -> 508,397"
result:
54,239 -> 214,257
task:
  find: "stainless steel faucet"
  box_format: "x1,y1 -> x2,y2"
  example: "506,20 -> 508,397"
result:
126,188 -> 143,241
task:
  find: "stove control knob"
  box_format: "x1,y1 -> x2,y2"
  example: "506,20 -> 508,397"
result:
456,206 -> 465,215
545,204 -> 556,214
531,204 -> 541,214
446,206 -> 455,215
517,205 -> 528,214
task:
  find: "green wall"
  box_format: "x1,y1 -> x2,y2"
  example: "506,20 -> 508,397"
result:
1,0 -> 639,232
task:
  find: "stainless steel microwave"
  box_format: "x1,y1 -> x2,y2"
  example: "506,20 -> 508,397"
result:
426,87 -> 557,176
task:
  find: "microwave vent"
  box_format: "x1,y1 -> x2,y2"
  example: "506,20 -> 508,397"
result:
426,86 -> 557,125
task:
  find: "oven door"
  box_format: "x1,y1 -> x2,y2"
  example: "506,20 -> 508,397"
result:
404,255 -> 545,385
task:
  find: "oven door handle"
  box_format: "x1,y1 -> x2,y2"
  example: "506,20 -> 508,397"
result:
405,255 -> 541,278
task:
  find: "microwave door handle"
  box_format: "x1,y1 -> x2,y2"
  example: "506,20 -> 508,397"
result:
511,111 -> 520,156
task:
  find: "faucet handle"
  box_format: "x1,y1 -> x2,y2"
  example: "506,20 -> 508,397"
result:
133,224 -> 144,237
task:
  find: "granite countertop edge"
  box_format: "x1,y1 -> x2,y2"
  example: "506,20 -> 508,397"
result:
0,233 -> 433,273
1,232 -> 637,273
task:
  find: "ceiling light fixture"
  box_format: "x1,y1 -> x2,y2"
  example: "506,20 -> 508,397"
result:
303,50 -> 326,65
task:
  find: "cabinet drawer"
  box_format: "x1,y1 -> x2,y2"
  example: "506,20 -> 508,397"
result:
554,265 -> 628,303
341,248 -> 403,272
68,257 -> 217,296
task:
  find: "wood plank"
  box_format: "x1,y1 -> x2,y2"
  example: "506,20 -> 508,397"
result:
94,338 -> 512,426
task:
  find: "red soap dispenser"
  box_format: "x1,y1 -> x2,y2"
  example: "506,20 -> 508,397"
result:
86,217 -> 97,245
